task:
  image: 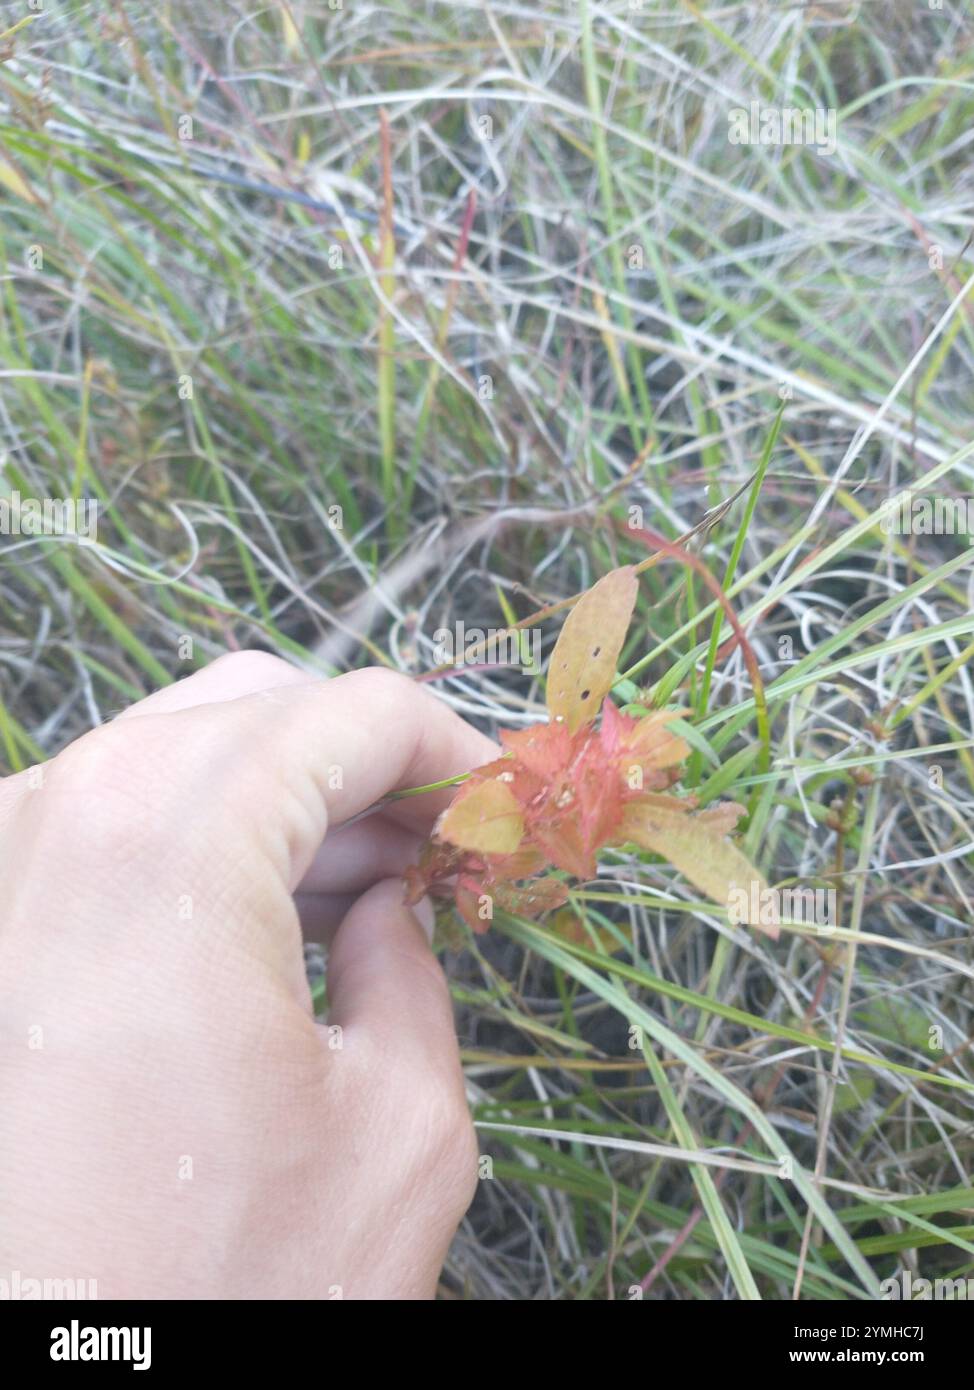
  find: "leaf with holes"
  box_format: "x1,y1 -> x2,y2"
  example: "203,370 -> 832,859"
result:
617,800 -> 778,938
546,566 -> 638,733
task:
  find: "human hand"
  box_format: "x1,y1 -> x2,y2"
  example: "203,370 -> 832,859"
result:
0,654 -> 497,1299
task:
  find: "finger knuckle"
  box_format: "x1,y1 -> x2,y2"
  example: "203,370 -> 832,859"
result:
207,649 -> 299,685
422,1089 -> 480,1211
46,722 -> 171,850
348,665 -> 416,707
52,722 -> 138,798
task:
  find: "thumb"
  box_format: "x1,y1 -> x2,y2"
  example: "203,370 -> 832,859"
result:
325,879 -> 465,1082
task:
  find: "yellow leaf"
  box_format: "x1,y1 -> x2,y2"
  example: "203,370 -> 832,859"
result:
593,288 -> 632,414
0,14 -> 39,45
281,7 -> 301,55
0,157 -> 38,206
439,779 -> 524,855
618,801 -> 778,938
546,566 -> 638,732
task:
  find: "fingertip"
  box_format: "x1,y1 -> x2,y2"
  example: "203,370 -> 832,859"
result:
326,878 -> 454,1049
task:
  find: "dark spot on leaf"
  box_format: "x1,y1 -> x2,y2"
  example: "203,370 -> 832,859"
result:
592,645 -> 601,657
580,689 -> 590,700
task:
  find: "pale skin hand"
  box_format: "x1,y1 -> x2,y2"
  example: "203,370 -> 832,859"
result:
0,654 -> 498,1300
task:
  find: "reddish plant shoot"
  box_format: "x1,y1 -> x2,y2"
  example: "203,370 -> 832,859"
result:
405,566 -> 777,938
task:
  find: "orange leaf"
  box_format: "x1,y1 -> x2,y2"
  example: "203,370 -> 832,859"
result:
551,907 -> 624,953
599,700 -> 689,786
438,778 -> 524,855
546,567 -> 638,733
456,876 -> 493,933
696,801 -> 748,836
617,801 -> 778,938
493,877 -> 569,919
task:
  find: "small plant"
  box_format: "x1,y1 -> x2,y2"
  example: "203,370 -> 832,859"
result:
406,567 -> 777,937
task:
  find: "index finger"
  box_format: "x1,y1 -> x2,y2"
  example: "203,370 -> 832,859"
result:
39,666 -> 497,894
